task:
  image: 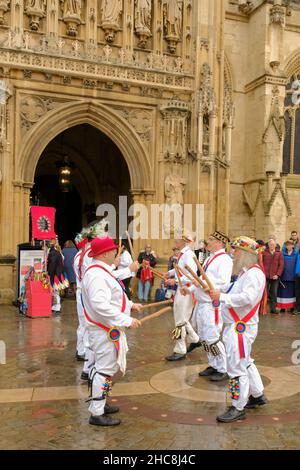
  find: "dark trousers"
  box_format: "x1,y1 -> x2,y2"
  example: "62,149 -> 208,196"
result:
267,279 -> 279,312
122,277 -> 132,300
295,277 -> 300,311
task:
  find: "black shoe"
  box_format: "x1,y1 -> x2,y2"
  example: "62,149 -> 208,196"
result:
245,394 -> 268,409
210,372 -> 229,382
104,403 -> 120,414
76,352 -> 85,361
216,406 -> 246,423
187,341 -> 202,353
199,366 -> 217,377
81,371 -> 89,381
270,310 -> 278,314
165,353 -> 186,361
89,415 -> 121,426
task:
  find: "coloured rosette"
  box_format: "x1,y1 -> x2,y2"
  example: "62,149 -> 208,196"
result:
212,300 -> 221,308
235,321 -> 246,335
107,328 -> 121,343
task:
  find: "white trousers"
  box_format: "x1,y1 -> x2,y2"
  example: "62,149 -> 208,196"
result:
87,328 -> 120,416
173,290 -> 199,355
52,292 -> 61,312
82,329 -> 95,375
195,302 -> 227,373
76,289 -> 87,356
223,323 -> 264,411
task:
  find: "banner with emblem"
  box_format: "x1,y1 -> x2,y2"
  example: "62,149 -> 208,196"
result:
31,206 -> 56,240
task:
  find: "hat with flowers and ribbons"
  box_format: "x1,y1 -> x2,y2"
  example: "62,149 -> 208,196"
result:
231,236 -> 260,255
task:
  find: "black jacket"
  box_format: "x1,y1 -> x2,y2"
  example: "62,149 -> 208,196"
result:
47,248 -> 64,285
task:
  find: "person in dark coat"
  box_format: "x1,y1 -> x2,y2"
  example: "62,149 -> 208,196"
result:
62,240 -> 78,294
47,239 -> 64,313
277,241 -> 297,313
262,239 -> 284,314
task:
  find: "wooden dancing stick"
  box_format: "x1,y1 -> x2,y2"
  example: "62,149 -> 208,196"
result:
184,264 -> 207,289
175,264 -> 195,284
174,264 -> 183,288
196,260 -> 215,290
140,306 -> 172,325
118,237 -> 123,256
149,267 -> 165,280
125,231 -> 136,260
140,299 -> 173,310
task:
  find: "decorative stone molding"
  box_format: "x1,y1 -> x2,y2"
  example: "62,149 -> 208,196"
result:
112,107 -> 153,146
100,0 -> 123,44
0,79 -> 12,152
238,1 -> 254,15
0,0 -> 10,25
19,94 -> 66,133
160,98 -> 190,164
263,86 -> 285,143
270,4 -> 286,26
198,63 -> 216,116
60,0 -> 82,37
134,0 -> 152,49
25,0 -> 46,31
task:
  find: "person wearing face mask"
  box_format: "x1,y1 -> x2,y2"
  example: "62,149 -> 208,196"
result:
81,236 -> 143,427
137,244 -> 157,302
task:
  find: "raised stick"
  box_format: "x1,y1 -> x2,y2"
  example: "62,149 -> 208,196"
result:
139,306 -> 172,325
141,299 -> 173,310
149,267 -> 165,280
118,237 -> 122,256
184,264 -> 206,289
193,256 -> 210,290
125,231 -> 136,260
176,264 -> 195,284
174,264 -> 183,288
197,261 -> 215,290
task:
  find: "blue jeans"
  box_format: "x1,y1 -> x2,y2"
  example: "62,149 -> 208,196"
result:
138,280 -> 151,301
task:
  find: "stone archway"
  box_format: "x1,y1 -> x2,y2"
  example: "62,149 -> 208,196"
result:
19,100 -> 152,190
13,100 -> 154,251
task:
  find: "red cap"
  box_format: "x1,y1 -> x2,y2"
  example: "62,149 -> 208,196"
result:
88,236 -> 118,258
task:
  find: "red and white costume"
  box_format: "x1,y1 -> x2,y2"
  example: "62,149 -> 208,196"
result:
220,264 -> 266,411
81,259 -> 134,417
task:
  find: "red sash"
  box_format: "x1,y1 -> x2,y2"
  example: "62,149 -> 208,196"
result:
82,264 -> 127,352
228,265 -> 264,359
203,252 -> 227,325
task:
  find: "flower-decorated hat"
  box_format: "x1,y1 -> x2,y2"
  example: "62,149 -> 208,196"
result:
75,232 -> 88,250
231,236 -> 260,255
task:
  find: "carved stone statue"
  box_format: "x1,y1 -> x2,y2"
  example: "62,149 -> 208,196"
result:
101,0 -> 123,43
165,172 -> 186,206
25,0 -> 46,31
163,0 -> 183,53
63,0 -> 81,17
0,0 -> 10,26
61,0 -> 82,36
135,0 -> 152,48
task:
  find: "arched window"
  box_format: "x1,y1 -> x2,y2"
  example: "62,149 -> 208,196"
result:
283,75 -> 300,174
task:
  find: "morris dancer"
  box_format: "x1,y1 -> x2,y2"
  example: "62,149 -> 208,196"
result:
81,236 -> 142,426
164,233 -> 200,361
181,231 -> 232,381
210,236 -> 267,423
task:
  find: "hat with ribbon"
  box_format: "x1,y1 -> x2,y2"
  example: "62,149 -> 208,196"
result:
231,236 -> 260,255
88,236 -> 118,258
182,232 -> 195,243
211,230 -> 230,245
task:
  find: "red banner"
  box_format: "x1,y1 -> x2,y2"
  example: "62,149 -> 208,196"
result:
31,206 -> 56,240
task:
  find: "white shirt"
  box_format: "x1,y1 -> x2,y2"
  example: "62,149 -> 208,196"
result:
190,249 -> 233,303
118,250 -> 133,270
168,245 -> 197,286
81,260 -> 133,329
73,246 -> 93,289
220,266 -> 266,325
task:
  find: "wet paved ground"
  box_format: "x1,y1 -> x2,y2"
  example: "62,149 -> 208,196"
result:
1,298 -> 300,450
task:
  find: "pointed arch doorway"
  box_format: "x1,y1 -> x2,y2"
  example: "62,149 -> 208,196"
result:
31,123 -> 131,244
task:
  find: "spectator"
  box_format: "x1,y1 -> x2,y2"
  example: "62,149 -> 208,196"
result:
262,239 -> 284,314
117,243 -> 133,300
168,247 -> 180,271
47,240 -> 65,314
295,250 -> 300,315
62,240 -> 78,295
283,231 -> 300,254
276,241 -> 297,313
137,244 -> 157,302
